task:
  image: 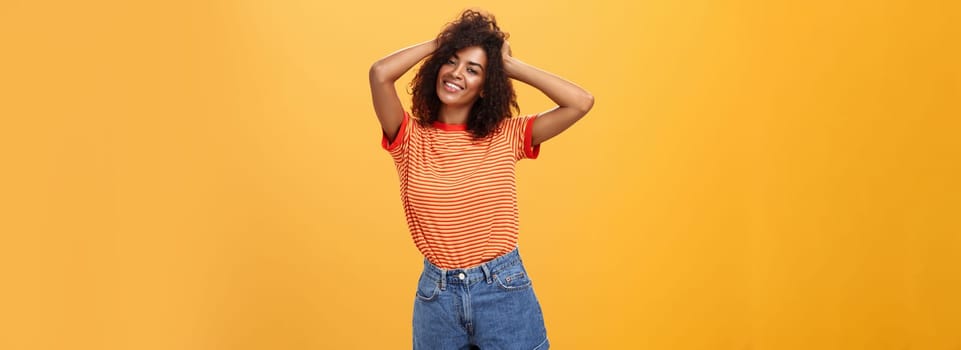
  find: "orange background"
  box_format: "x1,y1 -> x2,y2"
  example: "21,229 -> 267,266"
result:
1,0 -> 959,349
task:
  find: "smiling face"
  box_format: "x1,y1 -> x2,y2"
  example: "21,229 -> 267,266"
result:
436,46 -> 488,108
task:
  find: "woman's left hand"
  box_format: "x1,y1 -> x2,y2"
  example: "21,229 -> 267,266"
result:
501,40 -> 514,77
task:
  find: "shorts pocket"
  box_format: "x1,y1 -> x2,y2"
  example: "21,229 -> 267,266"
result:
494,264 -> 533,291
415,272 -> 440,302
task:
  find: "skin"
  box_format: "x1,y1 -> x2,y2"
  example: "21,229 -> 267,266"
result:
369,36 -> 593,145
435,46 -> 487,125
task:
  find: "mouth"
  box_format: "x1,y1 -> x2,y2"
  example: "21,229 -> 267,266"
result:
442,81 -> 464,92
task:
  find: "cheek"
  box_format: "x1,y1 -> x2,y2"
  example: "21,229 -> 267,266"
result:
435,66 -> 449,79
470,77 -> 486,93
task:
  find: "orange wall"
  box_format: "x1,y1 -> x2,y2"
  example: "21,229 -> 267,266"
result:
1,0 -> 959,349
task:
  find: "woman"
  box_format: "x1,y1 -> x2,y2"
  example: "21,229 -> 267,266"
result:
369,9 -> 593,349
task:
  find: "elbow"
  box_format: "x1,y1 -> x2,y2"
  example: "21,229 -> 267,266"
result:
575,92 -> 594,115
369,61 -> 390,84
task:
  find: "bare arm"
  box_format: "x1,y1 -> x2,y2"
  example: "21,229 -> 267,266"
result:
502,41 -> 594,145
369,39 -> 438,141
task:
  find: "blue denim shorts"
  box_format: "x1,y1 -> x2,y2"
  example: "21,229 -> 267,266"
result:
413,248 -> 550,349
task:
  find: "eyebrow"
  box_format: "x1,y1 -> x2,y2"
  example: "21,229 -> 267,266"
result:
452,53 -> 485,71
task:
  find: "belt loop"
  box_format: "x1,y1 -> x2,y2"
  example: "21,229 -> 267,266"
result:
438,269 -> 447,291
481,263 -> 492,284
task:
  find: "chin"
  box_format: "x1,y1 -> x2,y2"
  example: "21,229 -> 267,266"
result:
436,93 -> 463,106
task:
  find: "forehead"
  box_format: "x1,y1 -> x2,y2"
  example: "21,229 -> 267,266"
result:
454,46 -> 487,65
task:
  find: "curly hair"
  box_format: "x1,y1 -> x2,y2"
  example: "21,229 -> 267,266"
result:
410,9 -> 518,139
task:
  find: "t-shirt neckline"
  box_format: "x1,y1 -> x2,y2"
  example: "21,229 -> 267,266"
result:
431,121 -> 467,131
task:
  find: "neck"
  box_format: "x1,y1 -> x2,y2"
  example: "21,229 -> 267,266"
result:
438,104 -> 470,125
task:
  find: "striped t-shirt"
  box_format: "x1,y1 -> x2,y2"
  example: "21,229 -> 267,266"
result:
382,111 -> 540,269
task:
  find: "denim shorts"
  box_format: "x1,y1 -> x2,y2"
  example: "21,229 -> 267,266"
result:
413,248 -> 550,349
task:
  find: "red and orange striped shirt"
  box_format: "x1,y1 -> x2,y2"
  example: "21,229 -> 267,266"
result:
382,112 -> 540,269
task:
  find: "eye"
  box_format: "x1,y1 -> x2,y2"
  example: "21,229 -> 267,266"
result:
446,59 -> 456,65
467,68 -> 477,74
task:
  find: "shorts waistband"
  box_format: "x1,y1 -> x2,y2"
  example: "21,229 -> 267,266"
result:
422,248 -> 524,289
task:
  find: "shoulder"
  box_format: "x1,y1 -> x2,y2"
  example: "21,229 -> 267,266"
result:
406,112 -> 428,132
498,114 -> 532,126
498,114 -> 537,132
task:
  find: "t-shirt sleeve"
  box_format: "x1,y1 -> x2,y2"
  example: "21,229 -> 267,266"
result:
381,111 -> 411,161
515,114 -> 541,160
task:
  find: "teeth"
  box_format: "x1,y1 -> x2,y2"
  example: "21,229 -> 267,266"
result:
445,82 -> 463,90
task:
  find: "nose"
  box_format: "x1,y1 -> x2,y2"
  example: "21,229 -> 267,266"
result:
450,65 -> 464,80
